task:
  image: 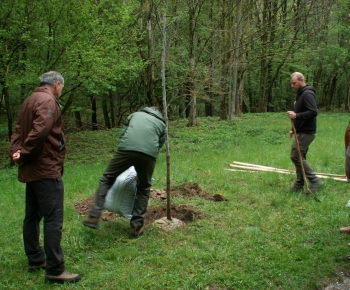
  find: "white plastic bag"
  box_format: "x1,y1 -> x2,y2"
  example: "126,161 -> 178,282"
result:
103,166 -> 137,219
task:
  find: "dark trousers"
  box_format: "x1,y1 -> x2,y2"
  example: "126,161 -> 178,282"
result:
89,150 -> 156,230
346,144 -> 350,181
290,133 -> 319,186
24,178 -> 65,276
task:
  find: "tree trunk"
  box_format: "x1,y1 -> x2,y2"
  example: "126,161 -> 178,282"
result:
61,89 -> 76,115
91,95 -> 98,131
229,0 -> 242,120
138,0 -> 156,106
327,72 -> 338,110
3,84 -> 15,167
102,96 -> 111,129
161,0 -> 171,220
145,0 -> 156,105
187,2 -> 197,127
109,91 -> 115,128
3,86 -> 13,141
219,0 -> 228,120
257,0 -> 268,113
205,0 -> 215,117
75,111 -> 82,128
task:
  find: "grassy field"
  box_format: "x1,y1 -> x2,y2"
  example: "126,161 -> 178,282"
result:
1,112 -> 350,289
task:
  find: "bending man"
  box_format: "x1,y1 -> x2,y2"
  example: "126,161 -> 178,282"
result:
83,106 -> 166,238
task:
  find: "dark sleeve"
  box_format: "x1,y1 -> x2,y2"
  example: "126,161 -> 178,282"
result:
296,90 -> 318,120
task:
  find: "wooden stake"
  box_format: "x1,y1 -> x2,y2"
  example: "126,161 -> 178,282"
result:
228,163 -> 347,182
231,161 -> 345,178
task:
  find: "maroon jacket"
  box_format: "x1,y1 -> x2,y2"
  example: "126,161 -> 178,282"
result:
9,87 -> 66,183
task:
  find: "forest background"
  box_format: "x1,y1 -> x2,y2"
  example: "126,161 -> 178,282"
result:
1,1 -> 350,288
1,0 -> 350,141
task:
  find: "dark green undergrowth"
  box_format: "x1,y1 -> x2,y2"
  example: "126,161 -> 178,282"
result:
1,112 -> 350,289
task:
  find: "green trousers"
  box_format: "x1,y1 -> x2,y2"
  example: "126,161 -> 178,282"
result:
89,150 -> 156,230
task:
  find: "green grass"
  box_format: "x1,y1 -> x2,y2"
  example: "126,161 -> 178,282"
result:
1,112 -> 350,289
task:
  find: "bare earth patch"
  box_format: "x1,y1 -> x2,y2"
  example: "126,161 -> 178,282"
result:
74,183 -> 226,226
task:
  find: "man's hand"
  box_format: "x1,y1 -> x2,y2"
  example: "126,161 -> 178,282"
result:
288,130 -> 294,138
12,150 -> 23,166
287,111 -> 296,120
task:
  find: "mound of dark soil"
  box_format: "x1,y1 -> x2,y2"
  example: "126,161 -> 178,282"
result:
170,182 -> 228,201
145,204 -> 204,226
74,183 -> 226,225
74,195 -> 203,225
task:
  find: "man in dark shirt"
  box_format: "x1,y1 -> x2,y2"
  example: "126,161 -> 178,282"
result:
287,72 -> 323,193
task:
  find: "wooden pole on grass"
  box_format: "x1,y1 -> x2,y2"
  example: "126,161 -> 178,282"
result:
231,161 -> 345,178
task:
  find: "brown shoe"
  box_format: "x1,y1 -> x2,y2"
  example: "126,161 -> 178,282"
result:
45,270 -> 81,284
130,226 -> 144,239
340,226 -> 350,233
28,261 -> 46,273
82,216 -> 99,229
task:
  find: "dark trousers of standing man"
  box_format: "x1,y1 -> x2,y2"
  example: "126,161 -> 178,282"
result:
346,144 -> 350,182
24,178 -> 65,276
89,150 -> 156,230
290,133 -> 319,186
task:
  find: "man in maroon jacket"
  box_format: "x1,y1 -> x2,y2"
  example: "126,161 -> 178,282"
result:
9,71 -> 81,284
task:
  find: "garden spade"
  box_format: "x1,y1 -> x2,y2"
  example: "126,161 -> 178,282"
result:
291,120 -> 320,202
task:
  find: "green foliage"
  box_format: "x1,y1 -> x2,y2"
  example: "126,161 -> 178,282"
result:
2,0 -> 350,139
1,113 -> 350,289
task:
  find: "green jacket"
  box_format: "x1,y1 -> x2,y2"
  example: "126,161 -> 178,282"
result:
118,107 -> 166,158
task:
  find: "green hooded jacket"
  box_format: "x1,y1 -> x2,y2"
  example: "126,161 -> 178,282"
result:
117,107 -> 166,158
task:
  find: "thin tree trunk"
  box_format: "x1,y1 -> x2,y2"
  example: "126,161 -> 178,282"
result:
109,91 -> 115,128
138,0 -> 156,105
228,1 -> 235,120
3,85 -> 15,167
3,86 -> 13,142
75,111 -> 82,128
161,0 -> 171,220
327,72 -> 338,110
187,2 -> 197,127
102,96 -> 111,129
219,0 -> 228,120
257,0 -> 268,113
61,89 -> 76,115
145,0 -> 156,105
229,0 -> 241,120
91,95 -> 98,131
